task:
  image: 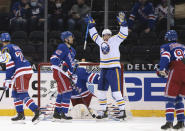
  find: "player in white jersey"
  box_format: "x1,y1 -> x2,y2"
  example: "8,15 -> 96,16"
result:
85,12 -> 128,119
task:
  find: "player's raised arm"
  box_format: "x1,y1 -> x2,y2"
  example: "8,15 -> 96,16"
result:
84,16 -> 103,45
116,11 -> 128,42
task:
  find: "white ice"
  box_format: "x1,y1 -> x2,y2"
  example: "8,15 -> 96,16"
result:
0,116 -> 177,131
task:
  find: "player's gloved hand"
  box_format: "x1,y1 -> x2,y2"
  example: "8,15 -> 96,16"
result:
3,80 -> 11,90
117,11 -> 127,27
156,68 -> 168,78
84,15 -> 96,29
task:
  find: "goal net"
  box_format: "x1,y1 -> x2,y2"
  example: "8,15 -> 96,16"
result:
37,62 -> 126,120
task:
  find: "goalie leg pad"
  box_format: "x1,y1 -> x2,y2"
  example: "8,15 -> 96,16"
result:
97,90 -> 107,111
112,91 -> 125,110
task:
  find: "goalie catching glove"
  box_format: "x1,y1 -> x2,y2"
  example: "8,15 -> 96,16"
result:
84,15 -> 96,29
117,11 -> 127,27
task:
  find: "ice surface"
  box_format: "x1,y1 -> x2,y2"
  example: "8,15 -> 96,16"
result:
0,116 -> 171,131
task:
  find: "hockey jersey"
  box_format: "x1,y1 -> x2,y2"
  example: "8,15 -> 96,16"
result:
158,42 -> 185,70
0,44 -> 33,81
89,26 -> 128,68
50,43 -> 76,74
128,2 -> 156,30
71,67 -> 99,99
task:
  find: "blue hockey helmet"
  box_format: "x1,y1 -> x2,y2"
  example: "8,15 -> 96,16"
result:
164,30 -> 178,42
0,33 -> 11,42
61,31 -> 73,42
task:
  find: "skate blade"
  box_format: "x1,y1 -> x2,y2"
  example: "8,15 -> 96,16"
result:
96,117 -> 109,122
32,114 -> 44,125
161,128 -> 172,131
173,127 -> 185,131
52,118 -> 64,123
12,120 -> 26,124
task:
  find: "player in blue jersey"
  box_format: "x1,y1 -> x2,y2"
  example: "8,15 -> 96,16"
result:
156,30 -> 185,130
71,67 -> 99,107
50,31 -> 77,120
0,33 -> 40,123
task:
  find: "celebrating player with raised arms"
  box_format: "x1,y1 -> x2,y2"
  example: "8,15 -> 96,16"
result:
50,31 -> 77,120
85,12 -> 128,120
0,33 -> 40,123
156,30 -> 185,130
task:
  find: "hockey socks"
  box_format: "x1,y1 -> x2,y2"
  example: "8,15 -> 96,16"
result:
165,101 -> 175,122
14,98 -> 24,113
175,99 -> 185,122
24,97 -> 38,112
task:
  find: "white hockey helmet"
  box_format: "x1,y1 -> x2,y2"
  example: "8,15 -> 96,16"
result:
102,29 -> 112,36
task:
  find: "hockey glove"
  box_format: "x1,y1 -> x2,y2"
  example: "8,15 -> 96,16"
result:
156,69 -> 168,78
117,11 -> 127,27
84,15 -> 96,29
3,80 -> 11,90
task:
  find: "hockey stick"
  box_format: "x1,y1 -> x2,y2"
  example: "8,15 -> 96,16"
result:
69,65 -> 96,118
0,87 -> 6,102
83,23 -> 89,50
83,0 -> 93,50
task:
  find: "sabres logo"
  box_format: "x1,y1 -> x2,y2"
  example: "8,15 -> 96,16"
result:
101,42 -> 110,55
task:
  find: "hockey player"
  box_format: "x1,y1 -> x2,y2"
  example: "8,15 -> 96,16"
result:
156,30 -> 185,130
50,31 -> 76,120
71,67 -> 99,107
0,33 -> 40,123
85,12 -> 128,119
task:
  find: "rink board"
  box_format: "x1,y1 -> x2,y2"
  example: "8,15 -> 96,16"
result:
0,71 -> 180,116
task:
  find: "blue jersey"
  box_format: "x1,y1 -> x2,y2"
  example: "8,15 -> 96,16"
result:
128,2 -> 156,30
1,44 -> 33,80
159,42 -> 185,70
50,43 -> 76,73
71,68 -> 99,99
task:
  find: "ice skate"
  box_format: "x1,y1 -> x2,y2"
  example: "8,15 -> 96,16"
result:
161,121 -> 173,130
115,110 -> 126,120
11,112 -> 25,124
96,110 -> 108,120
173,121 -> 184,130
32,108 -> 42,124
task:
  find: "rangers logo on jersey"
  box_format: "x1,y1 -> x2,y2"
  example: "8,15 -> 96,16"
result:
101,42 -> 110,55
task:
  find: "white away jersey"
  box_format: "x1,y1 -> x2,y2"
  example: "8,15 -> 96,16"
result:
89,26 -> 128,68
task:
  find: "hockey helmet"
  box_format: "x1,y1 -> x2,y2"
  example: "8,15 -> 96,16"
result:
0,33 -> 11,42
61,31 -> 73,42
102,29 -> 112,36
164,30 -> 178,42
